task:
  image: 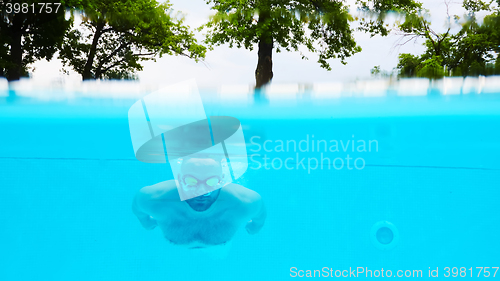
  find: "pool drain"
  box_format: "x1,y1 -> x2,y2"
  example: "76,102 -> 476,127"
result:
371,221 -> 399,250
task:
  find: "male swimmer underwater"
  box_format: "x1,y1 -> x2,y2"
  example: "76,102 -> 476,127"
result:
132,157 -> 266,250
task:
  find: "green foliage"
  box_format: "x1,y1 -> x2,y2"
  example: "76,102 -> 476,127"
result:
202,0 -> 420,73
370,65 -> 395,77
397,54 -> 446,79
447,9 -> 498,76
397,53 -> 421,77
463,0 -> 491,13
416,56 -> 445,79
202,0 -> 363,70
482,13 -> 500,53
394,0 -> 500,78
496,56 -> 500,74
59,0 -> 206,80
0,0 -> 71,80
356,0 -> 423,36
371,65 -> 381,76
104,69 -> 138,80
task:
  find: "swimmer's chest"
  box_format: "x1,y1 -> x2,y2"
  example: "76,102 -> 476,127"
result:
159,207 -> 244,245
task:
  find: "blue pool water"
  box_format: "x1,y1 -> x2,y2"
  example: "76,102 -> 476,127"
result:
1,87 -> 500,280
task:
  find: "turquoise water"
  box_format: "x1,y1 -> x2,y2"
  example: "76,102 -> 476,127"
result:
1,91 -> 500,280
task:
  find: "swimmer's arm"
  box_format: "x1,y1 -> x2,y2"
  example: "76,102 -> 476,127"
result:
245,194 -> 267,235
132,190 -> 158,230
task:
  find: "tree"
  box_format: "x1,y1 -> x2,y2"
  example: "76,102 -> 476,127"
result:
394,0 -> 455,62
201,0 -> 421,88
0,1 -> 72,81
0,30 -> 8,77
417,55 -> 445,79
396,53 -> 421,77
59,0 -> 206,80
370,65 -> 381,76
394,0 -> 500,78
370,65 -> 395,78
450,10 -> 499,76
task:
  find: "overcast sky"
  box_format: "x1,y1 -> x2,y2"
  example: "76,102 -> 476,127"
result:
30,0 -> 486,87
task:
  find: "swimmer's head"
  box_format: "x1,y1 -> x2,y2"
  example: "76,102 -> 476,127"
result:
178,157 -> 224,211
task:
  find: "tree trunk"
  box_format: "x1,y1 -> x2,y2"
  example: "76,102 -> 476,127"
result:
7,15 -> 24,82
82,21 -> 105,80
255,8 -> 273,89
255,37 -> 274,88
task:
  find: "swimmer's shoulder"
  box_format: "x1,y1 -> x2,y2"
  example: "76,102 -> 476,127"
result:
220,184 -> 263,219
221,183 -> 262,205
138,180 -> 180,202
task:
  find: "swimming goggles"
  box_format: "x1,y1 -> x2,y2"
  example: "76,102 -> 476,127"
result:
182,175 -> 221,188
